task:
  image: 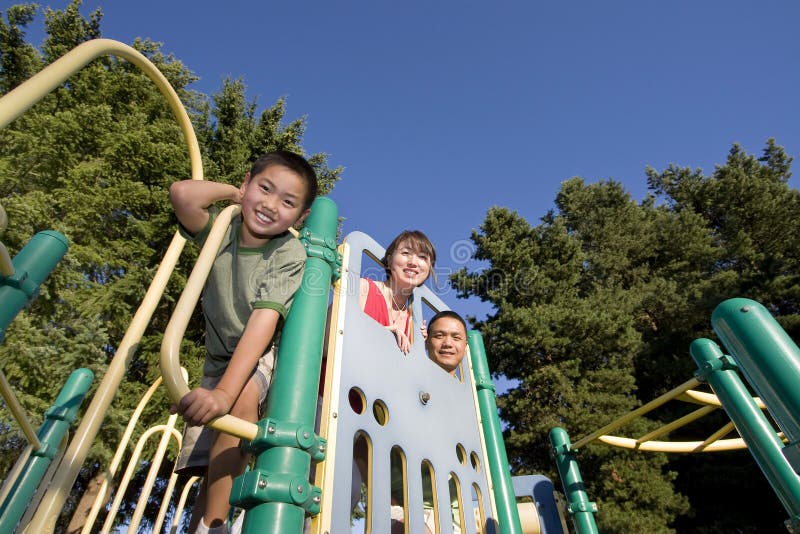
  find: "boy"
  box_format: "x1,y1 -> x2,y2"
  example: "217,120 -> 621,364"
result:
169,150 -> 317,534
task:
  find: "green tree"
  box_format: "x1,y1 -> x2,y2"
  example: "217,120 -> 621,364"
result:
0,1 -> 341,531
451,140 -> 798,532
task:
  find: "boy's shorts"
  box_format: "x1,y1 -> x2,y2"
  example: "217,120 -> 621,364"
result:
174,348 -> 275,477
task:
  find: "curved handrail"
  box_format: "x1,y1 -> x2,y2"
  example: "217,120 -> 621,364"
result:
12,38 -> 205,532
0,38 -> 201,177
160,204 -> 259,440
573,376 -> 774,453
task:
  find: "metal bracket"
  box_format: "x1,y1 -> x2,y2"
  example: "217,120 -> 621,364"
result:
299,228 -> 342,281
230,469 -> 322,514
241,417 -> 326,462
694,353 -> 738,382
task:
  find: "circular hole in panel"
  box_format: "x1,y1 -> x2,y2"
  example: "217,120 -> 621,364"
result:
470,451 -> 481,473
349,387 -> 366,414
456,443 -> 467,465
372,399 -> 389,426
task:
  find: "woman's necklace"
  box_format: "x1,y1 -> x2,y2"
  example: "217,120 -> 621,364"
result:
383,282 -> 408,321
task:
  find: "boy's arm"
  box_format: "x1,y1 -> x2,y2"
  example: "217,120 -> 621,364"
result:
176,307 -> 280,426
169,180 -> 242,236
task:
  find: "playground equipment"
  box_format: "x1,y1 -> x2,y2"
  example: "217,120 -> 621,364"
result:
0,39 -> 560,532
3,37 -> 800,534
551,298 -> 800,533
0,205 -> 95,532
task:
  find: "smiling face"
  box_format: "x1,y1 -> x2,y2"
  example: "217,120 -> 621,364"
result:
425,316 -> 467,375
238,164 -> 310,247
386,239 -> 432,290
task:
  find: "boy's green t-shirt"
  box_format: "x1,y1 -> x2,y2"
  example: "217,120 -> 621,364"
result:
184,209 -> 307,377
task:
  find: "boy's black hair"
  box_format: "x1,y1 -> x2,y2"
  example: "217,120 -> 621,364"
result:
250,150 -> 318,210
427,310 -> 467,335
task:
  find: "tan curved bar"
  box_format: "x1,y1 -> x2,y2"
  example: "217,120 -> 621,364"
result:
572,377 -> 701,450
0,38 -> 201,177
598,434 -> 747,452
0,369 -> 41,450
680,388 -> 767,409
635,405 -> 718,444
100,424 -> 182,533
171,476 -> 201,534
81,375 -> 166,534
160,204 -> 259,441
20,38 -> 204,532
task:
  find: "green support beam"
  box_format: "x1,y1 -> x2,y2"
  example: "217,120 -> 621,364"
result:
691,334 -> 800,531
0,230 -> 69,343
0,368 -> 94,532
231,197 -> 338,534
549,427 -> 598,534
468,330 -> 523,534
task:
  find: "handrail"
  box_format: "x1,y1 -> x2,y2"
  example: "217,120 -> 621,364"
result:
14,38 -> 205,532
160,204 -> 259,440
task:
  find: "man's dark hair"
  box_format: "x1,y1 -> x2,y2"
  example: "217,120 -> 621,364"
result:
427,310 -> 467,335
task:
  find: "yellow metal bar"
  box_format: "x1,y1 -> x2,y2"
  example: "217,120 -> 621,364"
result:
0,243 -> 13,277
127,414 -> 181,533
572,377 -> 701,450
635,405 -> 718,444
597,435 -> 747,452
20,38 -> 204,531
99,424 -> 182,533
699,421 -> 738,449
0,39 -> 201,177
160,204 -> 258,441
81,375 -> 165,533
0,369 -> 42,450
170,476 -> 200,534
679,388 -> 767,410
153,472 -> 180,534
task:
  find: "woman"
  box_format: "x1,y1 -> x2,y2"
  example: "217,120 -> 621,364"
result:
359,230 -> 436,353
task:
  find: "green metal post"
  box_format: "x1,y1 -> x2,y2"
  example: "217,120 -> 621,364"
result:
549,427 -> 598,534
231,197 -> 338,534
0,230 -> 69,343
690,338 -> 800,531
468,330 -> 523,534
711,298 -> 800,463
0,368 -> 94,532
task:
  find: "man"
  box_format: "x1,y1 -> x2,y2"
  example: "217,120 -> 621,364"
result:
392,309 -> 469,534
425,310 -> 468,376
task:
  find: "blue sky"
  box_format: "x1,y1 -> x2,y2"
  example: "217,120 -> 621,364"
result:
26,1 -> 800,323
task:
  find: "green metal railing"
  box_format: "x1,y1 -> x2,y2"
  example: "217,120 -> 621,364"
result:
468,330 -> 523,534
231,197 -> 339,534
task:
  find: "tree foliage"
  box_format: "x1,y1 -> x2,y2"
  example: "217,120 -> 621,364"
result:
451,140 -> 799,532
0,1 -> 341,531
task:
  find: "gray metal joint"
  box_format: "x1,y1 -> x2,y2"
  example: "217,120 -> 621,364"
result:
474,373 -> 496,392
44,405 -> 75,422
568,499 -> 598,514
229,469 -> 322,514
694,354 -> 738,382
243,418 -> 326,462
299,229 -> 342,280
1,269 -> 38,297
32,441 -> 58,459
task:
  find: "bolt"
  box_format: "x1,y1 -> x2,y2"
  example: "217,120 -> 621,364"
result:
258,479 -> 267,489
303,432 -> 310,439
419,392 -> 431,405
314,496 -> 321,503
297,485 -> 304,493
268,426 -> 275,434
332,412 -> 337,418
741,306 -> 750,313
